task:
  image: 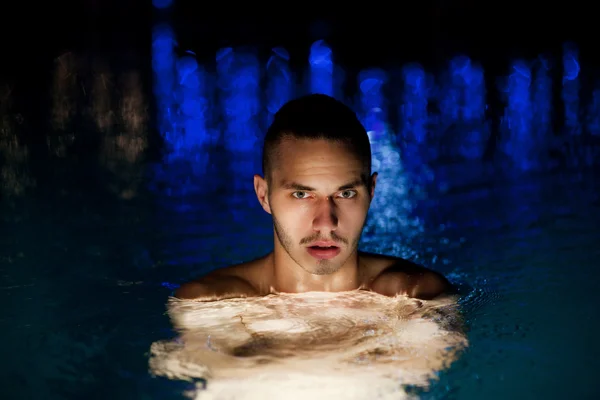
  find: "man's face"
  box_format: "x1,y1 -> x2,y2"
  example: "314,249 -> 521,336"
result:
255,138 -> 377,276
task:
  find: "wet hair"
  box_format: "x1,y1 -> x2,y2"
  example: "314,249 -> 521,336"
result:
262,94 -> 372,184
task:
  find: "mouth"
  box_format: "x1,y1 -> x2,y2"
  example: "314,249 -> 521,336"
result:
306,243 -> 341,260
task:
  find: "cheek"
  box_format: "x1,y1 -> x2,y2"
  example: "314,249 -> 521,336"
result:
341,200 -> 369,220
275,201 -> 310,226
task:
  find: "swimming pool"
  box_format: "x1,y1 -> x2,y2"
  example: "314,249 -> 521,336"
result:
1,142 -> 598,399
1,41 -> 600,398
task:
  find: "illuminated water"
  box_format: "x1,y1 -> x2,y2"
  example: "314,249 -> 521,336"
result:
1,139 -> 599,399
150,292 -> 466,400
1,31 -> 600,399
1,149 -> 598,399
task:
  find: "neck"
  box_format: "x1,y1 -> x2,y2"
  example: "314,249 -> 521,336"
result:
269,241 -> 361,293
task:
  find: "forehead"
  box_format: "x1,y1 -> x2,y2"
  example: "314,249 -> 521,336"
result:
270,138 -> 365,185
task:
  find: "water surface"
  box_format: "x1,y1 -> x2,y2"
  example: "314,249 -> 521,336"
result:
150,291 -> 466,400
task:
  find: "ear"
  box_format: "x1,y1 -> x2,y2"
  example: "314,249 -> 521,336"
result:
254,174 -> 272,214
369,172 -> 378,199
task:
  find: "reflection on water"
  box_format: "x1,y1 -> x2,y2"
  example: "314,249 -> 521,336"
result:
46,51 -> 149,199
149,291 -> 467,400
90,59 -> 116,133
99,70 -> 148,199
51,52 -> 80,133
363,136 -> 426,260
0,84 -> 34,197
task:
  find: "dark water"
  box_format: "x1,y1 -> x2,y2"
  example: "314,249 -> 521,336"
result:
1,147 -> 598,399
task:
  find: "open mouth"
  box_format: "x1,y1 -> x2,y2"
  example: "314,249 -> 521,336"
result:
306,245 -> 341,260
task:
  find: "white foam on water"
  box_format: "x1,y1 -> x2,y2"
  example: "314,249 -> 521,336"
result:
149,290 -> 467,400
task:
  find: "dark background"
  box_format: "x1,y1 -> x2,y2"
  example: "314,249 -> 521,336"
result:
2,0 -> 598,74
0,0 -> 597,159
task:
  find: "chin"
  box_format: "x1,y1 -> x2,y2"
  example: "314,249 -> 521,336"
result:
309,260 -> 343,276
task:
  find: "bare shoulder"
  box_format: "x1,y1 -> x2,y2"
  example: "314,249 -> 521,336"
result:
360,251 -> 453,300
174,254 -> 270,300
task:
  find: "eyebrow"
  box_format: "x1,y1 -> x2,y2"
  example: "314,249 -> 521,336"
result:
280,179 -> 365,191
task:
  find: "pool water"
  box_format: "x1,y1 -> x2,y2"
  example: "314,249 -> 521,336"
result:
149,291 -> 467,400
1,140 -> 598,399
1,47 -> 599,398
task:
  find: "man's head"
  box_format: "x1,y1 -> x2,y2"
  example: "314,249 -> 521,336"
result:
254,94 -> 378,277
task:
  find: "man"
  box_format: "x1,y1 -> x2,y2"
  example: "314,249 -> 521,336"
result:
176,94 -> 452,301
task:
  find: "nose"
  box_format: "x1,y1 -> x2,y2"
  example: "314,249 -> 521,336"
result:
312,197 -> 338,234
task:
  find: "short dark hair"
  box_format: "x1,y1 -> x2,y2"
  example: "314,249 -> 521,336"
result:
262,94 -> 372,183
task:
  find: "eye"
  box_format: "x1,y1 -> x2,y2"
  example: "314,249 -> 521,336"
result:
338,190 -> 357,199
292,191 -> 309,199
